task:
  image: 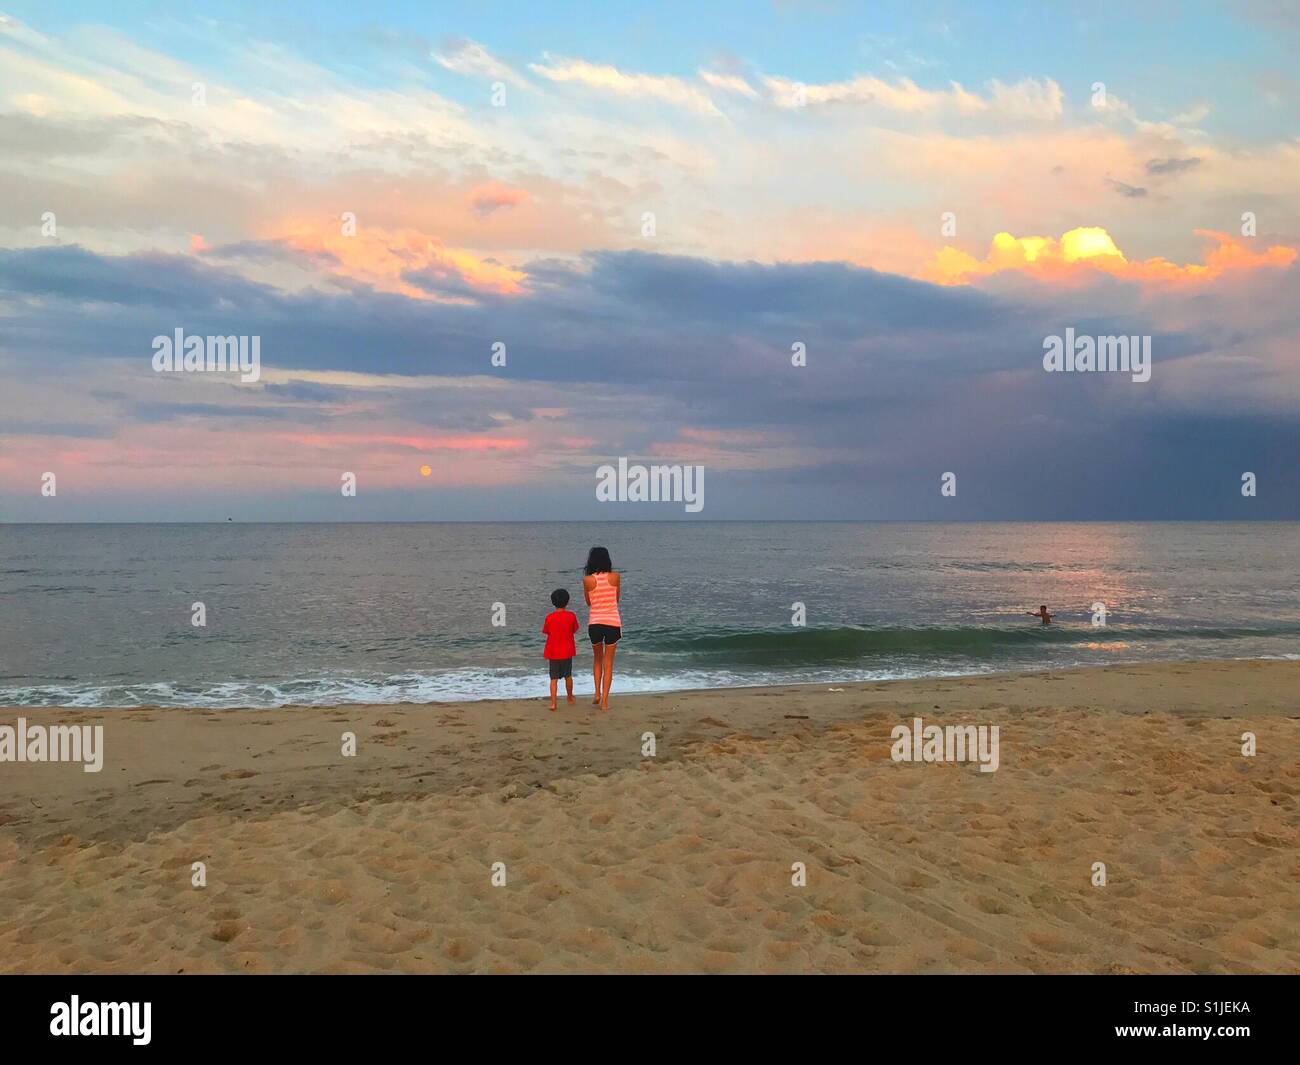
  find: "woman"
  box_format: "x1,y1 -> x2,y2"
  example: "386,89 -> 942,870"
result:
582,545 -> 621,710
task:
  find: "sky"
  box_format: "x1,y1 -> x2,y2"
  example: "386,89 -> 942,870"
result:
1,0 -> 1297,521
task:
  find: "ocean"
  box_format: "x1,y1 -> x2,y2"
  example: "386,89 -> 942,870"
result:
1,521 -> 1296,708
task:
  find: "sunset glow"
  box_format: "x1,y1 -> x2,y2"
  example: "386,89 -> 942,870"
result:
1,3 -> 1297,519
924,227 -> 1296,286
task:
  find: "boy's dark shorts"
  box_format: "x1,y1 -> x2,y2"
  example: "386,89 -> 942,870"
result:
588,624 -> 622,645
548,658 -> 573,680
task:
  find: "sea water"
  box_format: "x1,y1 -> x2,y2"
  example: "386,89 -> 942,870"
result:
0,521 -> 1295,708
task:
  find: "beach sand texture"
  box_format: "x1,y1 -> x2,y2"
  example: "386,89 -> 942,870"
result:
1,660 -> 1297,974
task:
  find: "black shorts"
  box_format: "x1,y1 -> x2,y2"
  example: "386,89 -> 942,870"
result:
548,657 -> 573,679
588,624 -> 622,645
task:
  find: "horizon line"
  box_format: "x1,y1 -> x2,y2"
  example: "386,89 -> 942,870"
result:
3,518 -> 1297,526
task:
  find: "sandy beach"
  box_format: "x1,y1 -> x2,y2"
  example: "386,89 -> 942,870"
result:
1,659 -> 1296,974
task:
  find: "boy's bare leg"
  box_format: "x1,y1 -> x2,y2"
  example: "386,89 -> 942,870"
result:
600,644 -> 617,710
591,646 -> 602,704
565,675 -> 575,703
549,677 -> 558,712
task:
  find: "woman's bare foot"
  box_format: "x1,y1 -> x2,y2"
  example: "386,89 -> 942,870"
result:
566,694 -> 576,704
549,701 -> 557,712
591,697 -> 601,706
599,700 -> 610,711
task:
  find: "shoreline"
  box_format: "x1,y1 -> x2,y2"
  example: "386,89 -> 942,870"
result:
2,659 -> 1297,973
7,650 -> 1300,713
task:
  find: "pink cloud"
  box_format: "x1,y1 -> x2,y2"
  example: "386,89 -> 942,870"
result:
469,182 -> 530,217
0,425 -> 534,495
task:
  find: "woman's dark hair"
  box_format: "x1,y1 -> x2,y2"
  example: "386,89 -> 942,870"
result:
585,546 -> 613,575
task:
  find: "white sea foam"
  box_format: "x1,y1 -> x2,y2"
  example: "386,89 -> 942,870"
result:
0,664 -> 989,709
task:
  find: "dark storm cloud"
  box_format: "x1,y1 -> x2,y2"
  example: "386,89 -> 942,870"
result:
0,419 -> 114,438
0,244 -> 1025,385
1,242 -> 1297,517
0,245 -> 274,310
201,239 -> 341,267
1107,179 -> 1148,198
260,380 -> 353,403
129,402 -> 298,422
1145,156 -> 1202,175
580,251 -> 997,333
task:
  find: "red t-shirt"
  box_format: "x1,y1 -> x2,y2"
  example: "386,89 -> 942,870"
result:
542,609 -> 579,659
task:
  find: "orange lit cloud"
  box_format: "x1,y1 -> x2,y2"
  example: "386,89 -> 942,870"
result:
923,227 -> 1296,286
274,222 -> 526,300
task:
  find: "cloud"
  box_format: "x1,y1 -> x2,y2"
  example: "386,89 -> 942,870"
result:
528,55 -> 722,115
4,16 -> 1297,295
272,224 -> 527,300
469,182 -> 529,217
4,13 -> 1300,517
1170,102 -> 1211,125
3,238 -> 1298,517
760,73 -> 1063,119
1108,178 -> 1148,197
1145,156 -> 1202,175
0,13 -> 473,154
0,244 -> 270,309
432,37 -> 532,90
924,226 -> 1297,287
698,70 -> 758,98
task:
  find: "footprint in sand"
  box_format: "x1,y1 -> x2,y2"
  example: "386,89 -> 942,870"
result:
443,937 -> 480,963
1026,929 -> 1083,954
211,921 -> 243,943
970,894 -> 1011,915
220,769 -> 258,780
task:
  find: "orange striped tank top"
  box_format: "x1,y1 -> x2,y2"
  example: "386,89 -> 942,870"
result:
587,571 -> 621,627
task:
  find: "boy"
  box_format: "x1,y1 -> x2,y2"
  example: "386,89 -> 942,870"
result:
542,588 -> 580,711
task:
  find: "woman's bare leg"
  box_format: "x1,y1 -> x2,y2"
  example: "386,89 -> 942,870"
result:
591,645 -> 603,704
600,644 -> 617,710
